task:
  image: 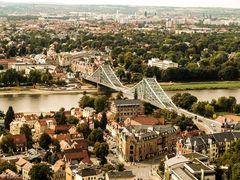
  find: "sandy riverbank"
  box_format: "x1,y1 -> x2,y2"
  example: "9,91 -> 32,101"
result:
0,88 -> 98,95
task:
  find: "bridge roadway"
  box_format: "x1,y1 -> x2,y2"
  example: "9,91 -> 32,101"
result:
177,108 -> 222,134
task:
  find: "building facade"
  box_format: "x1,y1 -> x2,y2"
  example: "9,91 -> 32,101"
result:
148,58 -> 178,70
110,99 -> 144,121
117,125 -> 179,162
176,132 -> 240,162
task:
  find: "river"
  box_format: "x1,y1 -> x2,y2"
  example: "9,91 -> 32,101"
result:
1,89 -> 240,113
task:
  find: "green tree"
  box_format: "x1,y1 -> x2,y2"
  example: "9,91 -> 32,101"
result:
116,68 -> 125,80
231,163 -> 240,180
66,116 -> 79,125
94,96 -> 107,113
4,106 -> 15,129
115,163 -> 125,171
204,104 -> 215,118
20,124 -> 33,148
116,91 -> 123,100
29,163 -> 53,180
77,123 -> 91,139
94,142 -> 109,165
218,66 -> 239,80
88,128 -> 104,145
79,95 -> 94,108
100,112 -> 108,130
0,162 -> 17,174
172,93 -> 197,110
39,133 -> 52,150
0,135 -> 16,153
102,163 -> 115,172
29,70 -> 42,84
54,111 -> 67,125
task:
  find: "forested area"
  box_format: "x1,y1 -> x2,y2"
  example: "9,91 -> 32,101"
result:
1,27 -> 240,82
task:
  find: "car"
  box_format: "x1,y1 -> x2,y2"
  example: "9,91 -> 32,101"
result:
211,123 -> 216,127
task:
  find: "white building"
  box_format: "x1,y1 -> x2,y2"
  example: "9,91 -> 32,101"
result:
148,58 -> 178,70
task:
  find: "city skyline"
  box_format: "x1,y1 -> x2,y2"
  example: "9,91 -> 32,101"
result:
1,0 -> 240,8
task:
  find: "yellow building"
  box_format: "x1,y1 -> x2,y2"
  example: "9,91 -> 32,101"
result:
117,125 -> 178,162
176,132 -> 240,162
110,99 -> 144,121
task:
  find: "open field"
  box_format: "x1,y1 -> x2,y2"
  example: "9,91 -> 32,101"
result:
160,81 -> 240,91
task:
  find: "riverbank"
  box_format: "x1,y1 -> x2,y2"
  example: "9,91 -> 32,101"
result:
160,81 -> 240,91
0,86 -> 98,95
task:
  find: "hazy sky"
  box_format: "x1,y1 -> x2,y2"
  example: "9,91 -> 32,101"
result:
2,0 -> 240,8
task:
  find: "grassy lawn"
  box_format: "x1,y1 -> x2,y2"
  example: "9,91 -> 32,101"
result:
161,81 -> 240,91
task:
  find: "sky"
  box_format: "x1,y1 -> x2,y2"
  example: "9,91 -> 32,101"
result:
2,0 -> 240,8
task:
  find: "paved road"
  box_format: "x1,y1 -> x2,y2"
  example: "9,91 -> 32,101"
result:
177,108 -> 222,134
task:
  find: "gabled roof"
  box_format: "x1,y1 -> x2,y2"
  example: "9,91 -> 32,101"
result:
15,158 -> 28,167
12,134 -> 27,146
59,149 -> 92,164
0,59 -> 16,63
22,162 -> 33,171
212,132 -> 235,142
53,159 -> 65,172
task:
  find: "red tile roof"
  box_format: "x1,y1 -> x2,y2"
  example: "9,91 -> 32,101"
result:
58,149 -> 92,164
12,134 -> 27,147
22,114 -> 39,121
53,125 -> 72,131
71,139 -> 88,150
0,59 -> 16,63
124,116 -> 165,126
38,118 -> 56,126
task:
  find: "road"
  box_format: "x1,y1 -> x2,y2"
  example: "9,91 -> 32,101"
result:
177,108 -> 222,134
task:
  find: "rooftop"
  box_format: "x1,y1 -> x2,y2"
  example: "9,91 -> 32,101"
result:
107,171 -> 135,179
184,159 -> 214,173
165,155 -> 190,167
114,99 -> 143,107
182,152 -> 208,161
172,167 -> 197,180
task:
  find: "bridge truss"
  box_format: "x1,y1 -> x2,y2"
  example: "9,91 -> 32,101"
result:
84,65 -> 177,109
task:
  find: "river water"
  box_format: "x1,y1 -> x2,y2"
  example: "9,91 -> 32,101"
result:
0,89 -> 240,113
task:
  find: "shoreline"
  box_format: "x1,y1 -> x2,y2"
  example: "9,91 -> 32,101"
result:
160,81 -> 240,91
0,88 -> 99,95
0,81 -> 240,95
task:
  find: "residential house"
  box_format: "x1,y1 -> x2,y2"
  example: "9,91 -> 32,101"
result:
15,158 -> 28,173
34,118 -> 56,135
12,134 -> 27,152
60,140 -> 72,151
0,169 -> 22,180
82,107 -> 96,119
58,149 -> 92,165
52,159 -> 66,180
110,99 -> 144,120
22,161 -> 33,180
10,121 -> 25,135
20,114 -> 39,128
176,132 -> 240,162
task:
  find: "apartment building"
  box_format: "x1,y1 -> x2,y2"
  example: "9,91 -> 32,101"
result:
110,99 -> 144,120
117,125 -> 179,162
176,132 -> 240,162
